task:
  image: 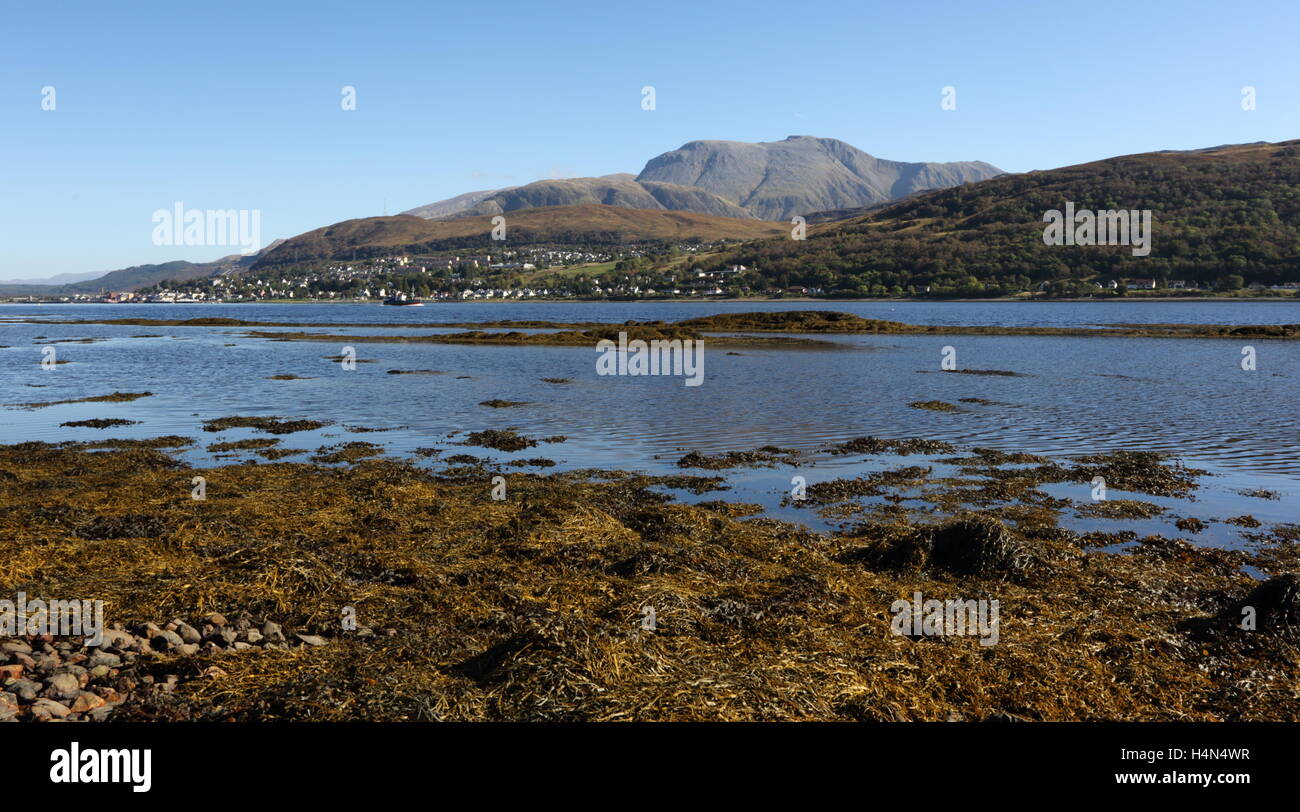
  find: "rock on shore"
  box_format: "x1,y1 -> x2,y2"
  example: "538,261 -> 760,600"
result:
0,613 -> 374,722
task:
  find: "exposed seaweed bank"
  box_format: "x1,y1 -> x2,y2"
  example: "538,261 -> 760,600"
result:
0,435 -> 1296,722
6,392 -> 153,410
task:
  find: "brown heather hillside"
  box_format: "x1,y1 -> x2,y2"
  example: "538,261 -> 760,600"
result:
703,139 -> 1300,296
254,204 -> 785,268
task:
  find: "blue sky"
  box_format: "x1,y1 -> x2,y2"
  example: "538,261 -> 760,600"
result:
2,0 -> 1298,279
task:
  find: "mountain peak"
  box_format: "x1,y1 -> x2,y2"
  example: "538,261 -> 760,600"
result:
636,137 -> 1001,220
402,136 -> 1002,223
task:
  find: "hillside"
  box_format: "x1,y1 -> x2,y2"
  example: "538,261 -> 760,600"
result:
438,175 -> 756,220
697,140 -> 1300,295
255,204 -> 786,268
61,260 -> 212,292
637,136 -> 1003,220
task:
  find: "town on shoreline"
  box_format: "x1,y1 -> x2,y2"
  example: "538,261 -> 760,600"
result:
8,248 -> 1300,306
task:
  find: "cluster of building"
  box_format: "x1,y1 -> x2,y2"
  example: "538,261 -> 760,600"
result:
1109,279 -> 1300,292
453,288 -> 558,300
16,290 -> 215,304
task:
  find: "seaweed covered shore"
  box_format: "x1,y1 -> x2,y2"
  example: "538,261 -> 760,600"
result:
1,437 -> 1297,722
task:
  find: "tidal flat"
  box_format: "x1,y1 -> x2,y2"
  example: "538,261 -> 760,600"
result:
1,300 -> 1297,721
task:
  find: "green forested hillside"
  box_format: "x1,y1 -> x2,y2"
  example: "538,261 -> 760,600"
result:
700,140 -> 1300,296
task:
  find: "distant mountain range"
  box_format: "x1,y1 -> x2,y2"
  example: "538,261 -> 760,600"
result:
262,136 -> 1000,267
403,136 -> 1003,222
4,135 -> 999,293
0,250 -> 273,297
3,270 -> 106,286
15,137 -> 1300,297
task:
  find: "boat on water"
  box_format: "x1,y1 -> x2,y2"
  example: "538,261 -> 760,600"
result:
382,293 -> 424,306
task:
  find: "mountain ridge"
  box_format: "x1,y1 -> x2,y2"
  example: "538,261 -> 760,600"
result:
436,174 -> 757,221
402,136 -> 1002,222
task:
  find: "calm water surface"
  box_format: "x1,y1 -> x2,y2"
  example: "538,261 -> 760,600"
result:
3,300 -> 1296,548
